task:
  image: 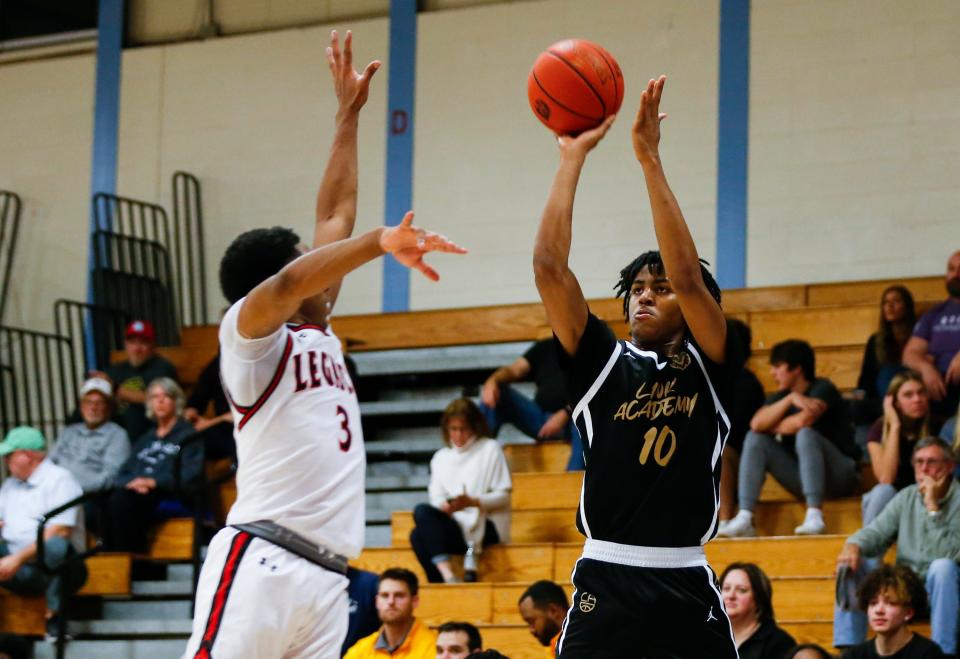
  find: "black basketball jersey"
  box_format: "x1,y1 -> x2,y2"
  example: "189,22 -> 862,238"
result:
559,312 -> 742,547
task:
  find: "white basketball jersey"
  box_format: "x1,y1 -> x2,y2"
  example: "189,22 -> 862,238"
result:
219,300 -> 365,558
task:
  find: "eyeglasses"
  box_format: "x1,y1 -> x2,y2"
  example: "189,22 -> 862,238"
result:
912,458 -> 948,467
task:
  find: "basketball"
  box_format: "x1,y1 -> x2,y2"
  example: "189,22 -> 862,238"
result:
527,39 -> 625,135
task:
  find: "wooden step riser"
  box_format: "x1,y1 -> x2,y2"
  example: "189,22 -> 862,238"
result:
391,499 -> 864,547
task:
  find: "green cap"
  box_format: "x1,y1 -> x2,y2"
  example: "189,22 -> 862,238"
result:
0,426 -> 46,455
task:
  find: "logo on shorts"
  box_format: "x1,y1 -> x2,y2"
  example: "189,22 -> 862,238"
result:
579,592 -> 596,613
706,606 -> 718,622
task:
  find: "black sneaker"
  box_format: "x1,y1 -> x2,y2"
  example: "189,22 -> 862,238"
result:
44,615 -> 73,643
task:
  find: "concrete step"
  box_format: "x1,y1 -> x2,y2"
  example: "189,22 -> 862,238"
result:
366,425 -> 533,456
366,461 -> 430,478
68,618 -> 191,638
131,580 -> 193,597
364,524 -> 392,548
352,342 -> 532,376
102,600 -> 193,620
366,474 -> 430,491
366,489 -> 426,513
33,639 -> 188,659
360,384 -> 536,417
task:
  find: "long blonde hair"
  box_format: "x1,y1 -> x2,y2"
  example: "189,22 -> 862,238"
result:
882,371 -> 929,448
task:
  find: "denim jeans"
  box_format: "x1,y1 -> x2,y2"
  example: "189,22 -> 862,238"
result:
834,558 -> 959,653
0,536 -> 88,613
479,385 -> 584,470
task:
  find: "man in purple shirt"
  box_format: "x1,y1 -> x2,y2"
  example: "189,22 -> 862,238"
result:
904,251 -> 960,417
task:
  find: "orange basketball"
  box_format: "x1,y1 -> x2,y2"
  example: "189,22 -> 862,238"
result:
527,39 -> 625,135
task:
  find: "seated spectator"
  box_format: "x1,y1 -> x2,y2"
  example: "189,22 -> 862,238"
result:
721,339 -> 860,537
720,562 -> 795,658
182,352 -> 235,461
856,285 -> 917,417
479,337 -> 584,470
410,399 -> 511,583
841,564 -> 944,659
101,377 -> 202,552
719,319 -> 766,533
436,621 -> 482,659
862,372 -> 934,525
834,437 -> 960,654
939,400 -> 957,464
342,567 -> 381,656
517,580 -> 569,658
904,251 -> 960,418
0,427 -> 87,635
787,646 -> 835,659
344,568 -> 436,659
49,377 -> 130,533
93,320 -> 178,441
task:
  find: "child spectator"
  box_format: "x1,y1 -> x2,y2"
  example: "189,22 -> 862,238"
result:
720,562 -> 796,659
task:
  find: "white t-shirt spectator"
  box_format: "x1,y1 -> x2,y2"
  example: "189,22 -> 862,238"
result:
0,458 -> 85,552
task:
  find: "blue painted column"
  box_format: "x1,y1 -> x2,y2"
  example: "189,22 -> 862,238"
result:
716,0 -> 750,289
382,0 -> 417,312
86,0 -> 124,368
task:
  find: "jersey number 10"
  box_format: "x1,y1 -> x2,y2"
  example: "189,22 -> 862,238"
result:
639,426 -> 676,467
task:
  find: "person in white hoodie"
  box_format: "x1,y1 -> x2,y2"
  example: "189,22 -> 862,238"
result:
410,398 -> 512,583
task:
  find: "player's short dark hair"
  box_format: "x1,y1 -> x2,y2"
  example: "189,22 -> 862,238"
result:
769,339 -> 815,381
613,250 -> 722,320
441,398 -> 490,446
219,226 -> 301,304
726,317 -> 753,359
437,621 -> 482,651
857,564 -> 927,615
518,580 -> 568,610
720,562 -> 776,624
784,644 -> 833,659
378,567 -> 419,596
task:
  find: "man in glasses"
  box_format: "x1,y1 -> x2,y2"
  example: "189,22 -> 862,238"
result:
834,436 -> 960,655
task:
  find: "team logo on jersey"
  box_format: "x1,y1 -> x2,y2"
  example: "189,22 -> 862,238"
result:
579,592 -> 596,613
669,351 -> 691,371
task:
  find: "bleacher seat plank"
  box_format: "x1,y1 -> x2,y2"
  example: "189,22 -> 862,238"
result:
418,583 -> 493,624
0,591 -> 45,635
806,276 -> 943,307
354,544 -> 555,584
180,325 -> 219,347
748,305 -> 876,351
146,518 -> 195,561
76,553 -> 132,597
393,498 -> 863,548
509,470 -> 828,508
705,535 -> 846,578
503,443 -> 570,473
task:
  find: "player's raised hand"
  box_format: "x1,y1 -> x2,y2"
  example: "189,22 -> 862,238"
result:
632,75 -> 668,164
326,29 -> 381,117
380,212 -> 467,282
557,115 -> 616,161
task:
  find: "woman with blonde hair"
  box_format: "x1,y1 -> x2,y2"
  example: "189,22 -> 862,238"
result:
862,371 -> 934,524
409,398 -> 511,583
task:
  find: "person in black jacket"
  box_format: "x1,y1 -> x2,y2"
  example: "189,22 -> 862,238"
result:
720,562 -> 795,659
101,377 -> 203,552
183,352 -> 236,461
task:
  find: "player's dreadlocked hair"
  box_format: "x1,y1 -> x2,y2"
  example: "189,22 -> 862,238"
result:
219,227 -> 301,304
613,250 -> 721,319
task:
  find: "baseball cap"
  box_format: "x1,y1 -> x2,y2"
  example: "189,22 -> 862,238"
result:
0,426 -> 46,455
125,320 -> 156,342
80,377 -> 113,399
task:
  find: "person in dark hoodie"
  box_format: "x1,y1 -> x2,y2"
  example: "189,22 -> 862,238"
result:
100,377 -> 202,552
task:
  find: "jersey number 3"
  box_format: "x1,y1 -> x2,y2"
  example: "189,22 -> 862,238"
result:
336,405 -> 352,452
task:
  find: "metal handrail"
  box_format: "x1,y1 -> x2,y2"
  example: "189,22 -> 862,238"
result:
172,172 -> 208,326
0,191 -> 22,323
53,299 -> 128,377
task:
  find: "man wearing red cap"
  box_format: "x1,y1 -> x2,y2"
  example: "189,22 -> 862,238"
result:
95,320 -> 178,441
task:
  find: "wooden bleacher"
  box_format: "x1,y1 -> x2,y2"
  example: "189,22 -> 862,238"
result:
0,553 -> 133,636
103,274 -> 943,655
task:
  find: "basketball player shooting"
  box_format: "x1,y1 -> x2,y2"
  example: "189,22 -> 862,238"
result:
182,31 -> 465,659
533,76 -> 742,657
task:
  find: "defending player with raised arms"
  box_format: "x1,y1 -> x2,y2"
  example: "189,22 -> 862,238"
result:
183,31 -> 465,659
533,77 -> 742,657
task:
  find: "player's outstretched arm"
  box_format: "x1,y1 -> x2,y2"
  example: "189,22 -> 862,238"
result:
312,29 -> 381,311
632,76 -> 727,364
237,213 -> 466,339
533,117 -> 615,356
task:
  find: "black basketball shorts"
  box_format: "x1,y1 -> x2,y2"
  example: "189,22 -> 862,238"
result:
556,541 -> 739,659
